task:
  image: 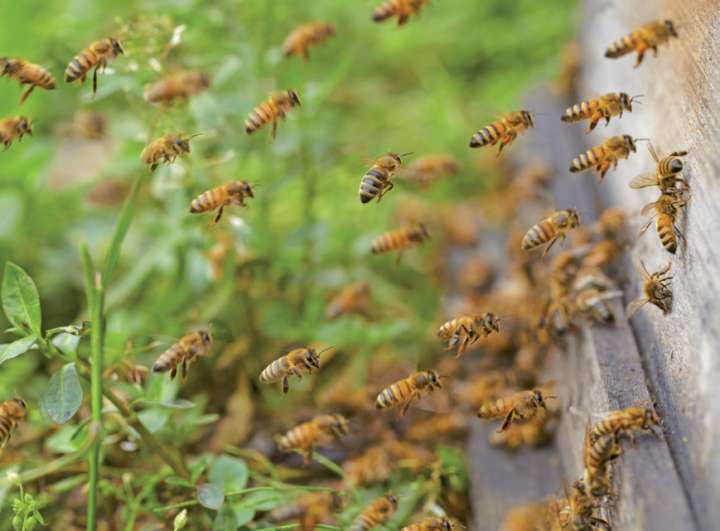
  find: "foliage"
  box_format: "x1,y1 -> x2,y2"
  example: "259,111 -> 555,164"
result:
0,0 -> 575,528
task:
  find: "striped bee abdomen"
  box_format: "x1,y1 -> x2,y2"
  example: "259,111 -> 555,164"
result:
656,215 -> 678,253
372,0 -> 398,22
561,100 -> 595,122
259,357 -> 289,383
152,345 -> 181,373
245,101 -> 276,134
521,220 -> 556,250
605,34 -> 637,58
469,121 -> 506,148
359,168 -> 389,203
190,186 -> 225,213
65,49 -> 97,82
570,146 -> 603,173
375,379 -> 412,409
276,423 -> 312,451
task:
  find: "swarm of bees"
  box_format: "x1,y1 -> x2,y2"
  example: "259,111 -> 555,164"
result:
0,7 -> 692,530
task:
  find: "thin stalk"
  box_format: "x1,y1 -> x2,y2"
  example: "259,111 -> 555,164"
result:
82,246 -> 104,531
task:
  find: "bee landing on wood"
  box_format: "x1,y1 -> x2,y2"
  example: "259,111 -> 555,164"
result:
626,260 -> 673,318
605,19 -> 678,68
0,58 -> 55,104
630,143 -> 688,194
639,188 -> 689,254
65,36 -> 124,95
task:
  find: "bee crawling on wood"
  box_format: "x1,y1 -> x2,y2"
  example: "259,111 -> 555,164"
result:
561,92 -> 641,133
583,425 -> 623,497
65,36 -> 124,95
605,19 -> 678,68
569,135 -> 642,179
469,110 -> 534,156
626,260 -> 673,318
152,330 -> 212,383
630,143 -> 688,193
259,346 -> 333,394
640,188 -> 689,254
0,58 -> 55,104
437,313 -> 501,357
189,181 -> 255,223
521,209 -> 581,257
589,405 -> 662,444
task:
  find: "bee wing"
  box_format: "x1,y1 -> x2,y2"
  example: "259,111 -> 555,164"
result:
647,142 -> 660,164
625,298 -> 648,319
412,391 -> 452,414
640,201 -> 658,217
629,172 -> 659,189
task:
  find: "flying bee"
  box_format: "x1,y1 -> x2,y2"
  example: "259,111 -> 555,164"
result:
0,398 -> 27,448
569,135 -> 640,179
352,494 -> 398,531
402,154 -> 461,190
359,152 -> 406,204
259,346 -> 333,394
0,58 -> 55,104
267,492 -> 342,531
73,110 -> 107,140
583,426 -> 623,497
626,260 -> 673,317
106,360 -> 149,386
276,414 -> 349,462
453,369 -> 535,410
574,287 -> 623,324
561,92 -> 641,132
581,240 -> 622,269
489,407 -> 554,450
521,209 -> 580,256
639,189 -> 689,254
283,22 -> 335,61
469,110 -> 534,156
0,116 -> 33,149
371,223 -> 430,260
344,445 -> 393,487
478,386 -> 556,432
605,19 -> 678,67
143,71 -> 210,105
152,330 -> 212,383
375,370 -> 443,416
401,517 -> 463,531
630,143 -> 688,193
372,0 -> 431,26
590,405 -> 661,443
437,313 -> 501,357
140,132 -> 197,171
245,89 -> 301,140
325,282 -> 371,320
189,181 -> 255,223
65,36 -> 124,95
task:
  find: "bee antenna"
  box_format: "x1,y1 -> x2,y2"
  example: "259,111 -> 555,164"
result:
631,94 -> 644,101
400,151 -> 414,158
189,132 -> 206,139
634,137 -> 651,142
316,346 -> 336,356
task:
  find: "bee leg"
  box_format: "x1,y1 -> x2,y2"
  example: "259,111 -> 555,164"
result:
19,85 -> 34,105
394,251 -> 404,266
542,235 -> 562,257
214,206 -> 224,224
639,218 -> 654,236
587,112 -> 602,132
282,377 -> 289,394
499,409 -> 516,432
170,367 -> 177,380
271,120 -> 278,141
397,14 -> 409,26
181,360 -> 188,383
634,44 -> 648,68
92,65 -> 99,96
401,393 -> 418,416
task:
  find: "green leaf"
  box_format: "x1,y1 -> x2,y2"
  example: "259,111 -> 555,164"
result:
208,456 -> 248,493
212,505 -> 237,530
2,262 -> 41,335
197,483 -> 224,510
0,335 -> 37,366
103,173 -> 143,283
41,363 -> 83,424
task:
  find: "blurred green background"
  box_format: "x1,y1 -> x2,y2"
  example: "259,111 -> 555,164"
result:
0,0 -> 576,527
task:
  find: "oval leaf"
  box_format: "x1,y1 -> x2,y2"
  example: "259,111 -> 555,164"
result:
212,505 -> 237,531
41,363 -> 83,424
197,483 -> 225,510
2,262 -> 42,335
208,455 -> 248,493
0,334 -> 37,366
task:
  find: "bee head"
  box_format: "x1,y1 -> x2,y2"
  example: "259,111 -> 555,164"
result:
428,370 -> 442,387
484,312 -> 501,332
669,157 -> 684,174
645,408 -> 661,428
13,398 -> 27,410
533,389 -> 546,406
0,58 -> 11,75
566,208 -> 581,228
175,136 -> 191,152
198,73 -> 211,88
305,349 -> 321,369
665,20 -> 678,38
386,494 -> 399,508
19,117 -> 33,135
199,330 -> 212,345
242,181 -> 254,197
619,92 -> 633,111
441,520 -> 453,531
623,135 -> 637,152
331,414 -> 349,437
415,223 -> 430,240
522,110 -> 534,127
110,38 -> 125,56
288,90 -> 301,107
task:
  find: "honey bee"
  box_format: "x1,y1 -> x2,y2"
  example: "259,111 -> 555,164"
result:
0,58 -> 56,104
569,135 -> 640,179
189,181 -> 255,223
143,71 -> 210,105
351,494 -> 398,531
437,313 -> 501,357
639,189 -> 689,254
499,502 -> 554,531
589,405 -> 661,444
107,360 -> 150,387
259,346 -> 332,394
561,92 -> 641,132
453,369 -> 534,410
371,223 -> 430,259
267,492 -> 342,531
469,111 -> 534,156
489,408 -> 554,450
0,116 -> 33,149
594,207 -> 627,239
0,398 -> 27,448
401,517 -> 462,531
276,414 -> 349,462
626,260 -> 673,318
629,144 -> 688,192
359,152 -> 406,204
344,445 -> 393,487
65,36 -> 124,95
73,111 -> 107,140
406,412 -> 467,441
559,479 -> 609,530
574,285 -> 622,324
521,209 -> 580,256
478,386 -> 555,432
605,19 -> 678,68
245,90 -> 301,139
556,41 -> 582,99
283,22 -> 335,61
372,0 -> 430,26
325,282 -> 371,320
140,132 -> 197,171
152,330 -> 212,382
583,427 -> 623,497
402,154 -> 461,190
375,370 -> 443,415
